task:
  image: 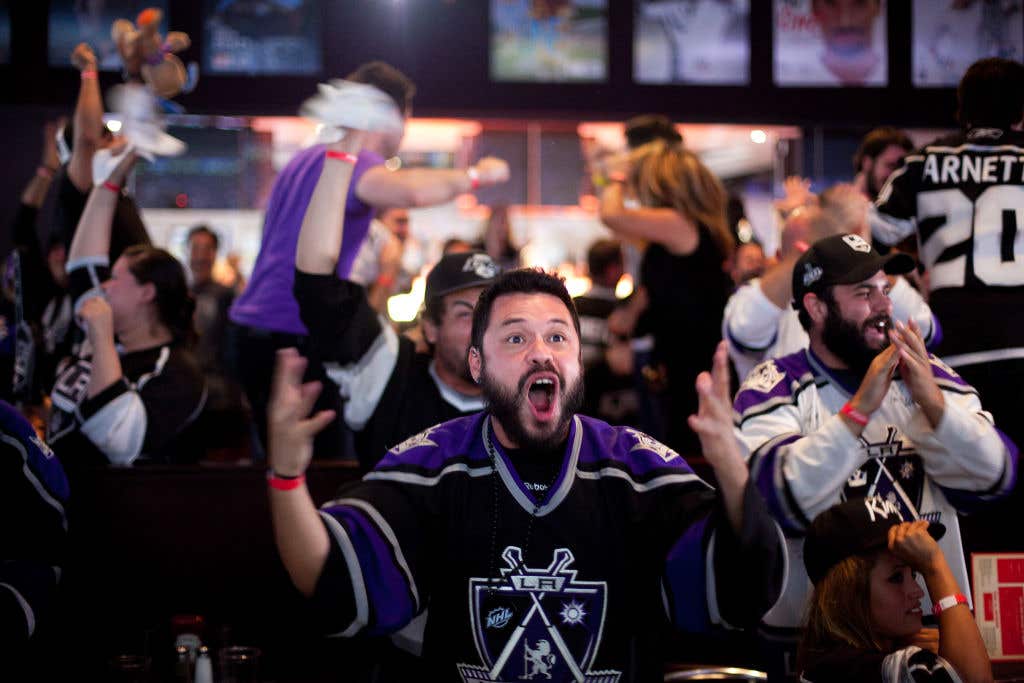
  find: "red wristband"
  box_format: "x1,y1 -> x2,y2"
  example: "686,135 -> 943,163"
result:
81,70 -> 98,80
102,181 -> 121,194
793,240 -> 811,253
932,593 -> 968,616
267,471 -> 305,491
467,166 -> 481,189
37,166 -> 56,180
325,150 -> 358,164
840,402 -> 870,426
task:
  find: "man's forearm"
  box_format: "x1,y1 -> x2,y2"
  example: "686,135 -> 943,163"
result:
296,151 -> 358,274
86,334 -> 123,399
270,484 -> 331,597
68,185 -> 118,262
759,254 -> 800,309
357,167 -> 473,208
69,70 -> 105,190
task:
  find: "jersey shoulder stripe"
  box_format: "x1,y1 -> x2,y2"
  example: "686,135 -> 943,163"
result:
734,351 -> 814,420
576,415 -> 696,477
373,413 -> 487,474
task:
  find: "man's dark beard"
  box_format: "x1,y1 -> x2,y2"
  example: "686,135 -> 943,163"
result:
822,299 -> 891,377
479,361 -> 584,451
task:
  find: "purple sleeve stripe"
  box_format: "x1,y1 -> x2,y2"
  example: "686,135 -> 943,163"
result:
929,358 -> 971,387
734,375 -> 796,415
329,506 -> 416,635
664,515 -> 710,633
939,429 -> 1018,512
926,316 -> 942,349
749,433 -> 810,535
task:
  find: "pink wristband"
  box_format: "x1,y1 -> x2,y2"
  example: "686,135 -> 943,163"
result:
932,593 -> 968,616
37,166 -> 56,180
325,150 -> 358,164
81,70 -> 98,80
840,402 -> 869,426
267,471 -> 305,491
467,166 -> 481,189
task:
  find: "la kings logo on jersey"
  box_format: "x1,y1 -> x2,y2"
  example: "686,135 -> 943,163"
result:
389,423 -> 441,456
47,356 -> 94,442
741,360 -> 785,394
844,426 -> 925,522
625,428 -> 678,463
459,547 -> 621,683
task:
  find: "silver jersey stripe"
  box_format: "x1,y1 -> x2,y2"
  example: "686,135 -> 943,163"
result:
487,415 -> 582,517
362,462 -> 494,487
0,434 -> 67,531
320,511 -> 369,638
0,582 -> 35,637
575,468 -> 703,493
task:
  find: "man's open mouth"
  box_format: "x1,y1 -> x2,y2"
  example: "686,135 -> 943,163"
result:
526,374 -> 559,420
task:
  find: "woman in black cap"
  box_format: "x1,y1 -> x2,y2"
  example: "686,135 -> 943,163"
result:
798,497 -> 992,683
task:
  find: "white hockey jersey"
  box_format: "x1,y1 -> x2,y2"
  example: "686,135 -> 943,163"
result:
733,348 -> 1017,629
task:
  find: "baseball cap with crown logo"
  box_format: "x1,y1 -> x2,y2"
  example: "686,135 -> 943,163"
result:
791,233 -> 916,312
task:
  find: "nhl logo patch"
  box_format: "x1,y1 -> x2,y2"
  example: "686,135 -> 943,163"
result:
459,547 -> 621,682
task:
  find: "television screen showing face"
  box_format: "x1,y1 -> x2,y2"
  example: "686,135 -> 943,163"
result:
913,0 -> 1023,87
490,0 -> 608,82
204,0 -> 322,76
774,0 -> 888,87
634,0 -> 750,85
49,0 -> 170,70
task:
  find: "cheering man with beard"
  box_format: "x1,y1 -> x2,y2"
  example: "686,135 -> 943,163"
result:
733,233 -> 1017,677
266,127 -> 786,680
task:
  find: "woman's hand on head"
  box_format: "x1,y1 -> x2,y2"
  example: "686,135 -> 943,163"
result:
888,520 -> 944,575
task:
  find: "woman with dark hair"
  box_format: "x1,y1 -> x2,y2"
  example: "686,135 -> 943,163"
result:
599,139 -> 734,454
46,148 -> 207,468
799,497 -> 992,683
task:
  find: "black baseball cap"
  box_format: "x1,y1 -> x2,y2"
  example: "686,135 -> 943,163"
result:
803,496 -> 946,585
792,234 -> 915,312
425,251 -> 500,301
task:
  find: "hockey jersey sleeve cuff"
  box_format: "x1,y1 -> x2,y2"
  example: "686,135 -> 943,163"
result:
78,378 -> 129,420
724,280 -> 785,352
710,480 -> 788,628
294,269 -> 382,364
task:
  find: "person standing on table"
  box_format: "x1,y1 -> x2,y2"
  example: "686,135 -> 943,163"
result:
733,233 -> 1016,678
798,496 -> 992,683
227,61 -> 509,455
871,57 -> 1024,453
265,124 -> 786,680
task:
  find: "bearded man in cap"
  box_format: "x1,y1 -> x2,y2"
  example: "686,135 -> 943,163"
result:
732,232 -> 1017,678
